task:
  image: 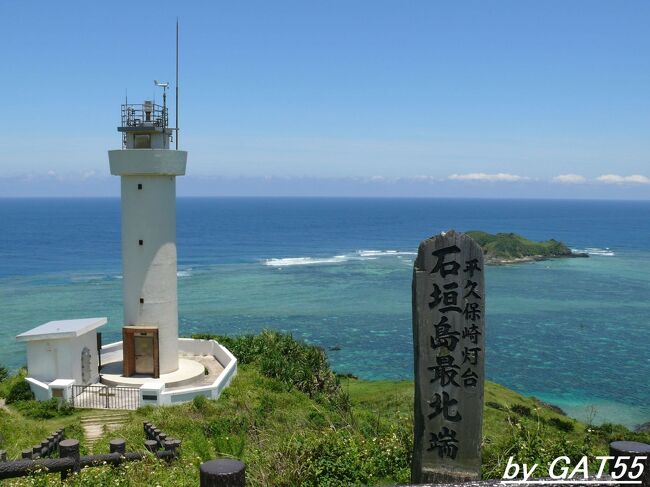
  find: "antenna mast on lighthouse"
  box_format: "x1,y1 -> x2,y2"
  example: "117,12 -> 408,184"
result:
175,18 -> 179,150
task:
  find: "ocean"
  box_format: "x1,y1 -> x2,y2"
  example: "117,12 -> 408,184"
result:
1,197 -> 648,429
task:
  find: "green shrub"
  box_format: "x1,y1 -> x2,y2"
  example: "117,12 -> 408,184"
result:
192,330 -> 347,409
511,404 -> 532,417
0,365 -> 8,383
294,428 -> 411,486
0,368 -> 27,398
482,409 -> 608,480
547,416 -> 575,432
192,394 -> 209,412
6,379 -> 34,404
486,401 -> 505,410
12,398 -> 74,419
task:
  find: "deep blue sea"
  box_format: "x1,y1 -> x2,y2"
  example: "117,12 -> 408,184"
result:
1,198 -> 649,429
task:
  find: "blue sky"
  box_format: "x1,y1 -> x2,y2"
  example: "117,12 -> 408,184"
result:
1,1 -> 649,197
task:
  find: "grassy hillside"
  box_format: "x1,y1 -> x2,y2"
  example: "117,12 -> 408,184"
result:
465,231 -> 584,263
1,332 -> 647,486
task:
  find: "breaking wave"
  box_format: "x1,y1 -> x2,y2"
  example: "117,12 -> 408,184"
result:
357,250 -> 417,257
264,256 -> 350,267
263,249 -> 416,267
573,247 -> 616,257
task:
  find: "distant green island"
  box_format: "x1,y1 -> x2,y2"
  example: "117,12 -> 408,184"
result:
465,231 -> 589,265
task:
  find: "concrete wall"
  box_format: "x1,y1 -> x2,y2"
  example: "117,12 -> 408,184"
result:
100,341 -> 123,364
108,150 -> 186,176
178,338 -> 236,371
25,378 -> 51,401
25,332 -> 99,385
120,175 -> 179,374
25,341 -> 57,383
160,339 -> 238,403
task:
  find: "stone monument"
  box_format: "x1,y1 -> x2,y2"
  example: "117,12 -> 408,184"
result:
411,230 -> 485,484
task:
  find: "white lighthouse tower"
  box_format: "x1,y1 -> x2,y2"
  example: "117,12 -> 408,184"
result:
16,31 -> 237,404
108,85 -> 186,376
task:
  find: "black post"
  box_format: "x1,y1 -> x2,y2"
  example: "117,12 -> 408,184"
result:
609,441 -> 650,486
109,439 -> 126,455
172,439 -> 182,450
21,450 -> 32,460
0,450 -> 6,461
144,440 -> 158,453
97,332 -> 102,371
199,459 -> 245,487
59,439 -> 80,480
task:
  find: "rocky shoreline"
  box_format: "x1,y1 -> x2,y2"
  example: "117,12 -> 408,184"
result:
485,251 -> 590,266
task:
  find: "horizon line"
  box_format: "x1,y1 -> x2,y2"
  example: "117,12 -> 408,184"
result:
2,195 -> 650,202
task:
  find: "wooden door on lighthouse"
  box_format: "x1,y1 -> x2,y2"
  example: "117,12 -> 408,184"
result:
135,335 -> 154,374
122,326 -> 160,378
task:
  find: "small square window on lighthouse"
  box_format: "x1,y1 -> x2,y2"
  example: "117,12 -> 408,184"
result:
134,135 -> 151,149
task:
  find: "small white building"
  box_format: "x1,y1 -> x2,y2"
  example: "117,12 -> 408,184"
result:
16,317 -> 106,400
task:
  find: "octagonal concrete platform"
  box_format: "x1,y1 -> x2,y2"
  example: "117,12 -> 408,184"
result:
100,355 -> 224,389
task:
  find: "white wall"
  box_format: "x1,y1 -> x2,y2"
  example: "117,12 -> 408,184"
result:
101,340 -> 123,364
26,332 -> 99,385
108,150 -> 186,176
26,341 -> 58,383
160,340 -> 237,404
25,378 -> 51,401
178,338 -> 235,368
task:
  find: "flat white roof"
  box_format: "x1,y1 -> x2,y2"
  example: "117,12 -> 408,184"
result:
16,317 -> 107,342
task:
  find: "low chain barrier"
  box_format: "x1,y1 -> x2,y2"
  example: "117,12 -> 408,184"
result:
0,420 -> 181,481
1,430 -> 646,485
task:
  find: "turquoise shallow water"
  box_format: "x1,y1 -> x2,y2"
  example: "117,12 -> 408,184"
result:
0,198 -> 649,428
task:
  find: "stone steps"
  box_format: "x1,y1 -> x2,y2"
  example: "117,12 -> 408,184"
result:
80,411 -> 131,451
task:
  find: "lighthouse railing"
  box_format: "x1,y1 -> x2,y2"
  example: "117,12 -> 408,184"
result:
120,103 -> 168,129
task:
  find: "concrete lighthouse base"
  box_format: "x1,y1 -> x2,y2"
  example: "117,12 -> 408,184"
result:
98,337 -> 237,406
100,357 -> 213,389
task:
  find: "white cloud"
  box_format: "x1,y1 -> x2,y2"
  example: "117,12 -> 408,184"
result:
552,174 -> 586,184
448,172 -> 529,182
409,175 -> 441,182
596,174 -> 650,184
